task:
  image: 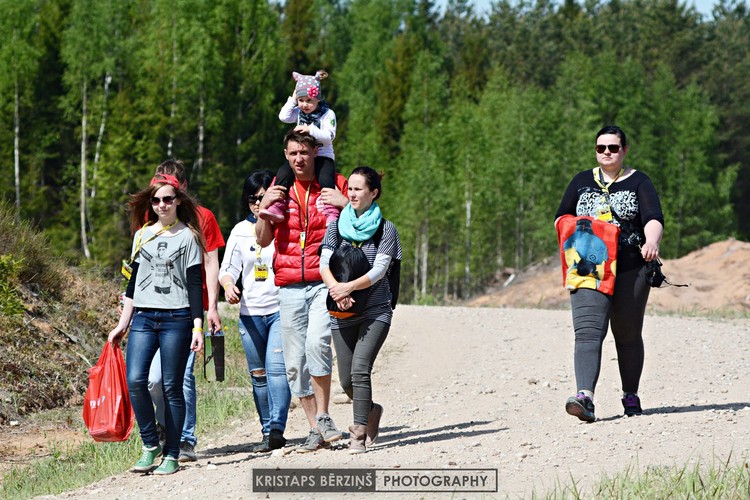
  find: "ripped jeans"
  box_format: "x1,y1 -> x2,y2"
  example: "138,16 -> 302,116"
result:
238,312 -> 291,435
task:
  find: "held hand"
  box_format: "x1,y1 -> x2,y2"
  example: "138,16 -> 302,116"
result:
328,281 -> 354,302
335,296 -> 354,311
224,284 -> 240,304
293,125 -> 311,135
207,308 -> 222,333
259,185 -> 287,210
641,241 -> 660,262
191,331 -> 204,353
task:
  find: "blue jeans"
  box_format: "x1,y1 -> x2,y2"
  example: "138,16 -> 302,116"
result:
126,308 -> 192,459
148,350 -> 197,447
238,312 -> 291,435
278,282 -> 333,397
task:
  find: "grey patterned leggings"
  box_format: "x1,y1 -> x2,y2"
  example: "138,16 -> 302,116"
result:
570,264 -> 651,395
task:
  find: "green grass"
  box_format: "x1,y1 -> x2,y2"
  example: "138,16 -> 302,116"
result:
538,456 -> 750,499
0,317 -> 258,499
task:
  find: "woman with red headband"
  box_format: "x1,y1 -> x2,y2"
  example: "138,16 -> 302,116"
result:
109,173 -> 206,475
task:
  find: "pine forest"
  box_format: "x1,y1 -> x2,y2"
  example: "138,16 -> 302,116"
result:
0,0 -> 747,303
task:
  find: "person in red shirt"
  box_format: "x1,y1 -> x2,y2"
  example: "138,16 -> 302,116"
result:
256,130 -> 348,452
148,160 -> 225,462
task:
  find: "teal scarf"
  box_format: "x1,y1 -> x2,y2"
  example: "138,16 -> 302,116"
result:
338,203 -> 382,243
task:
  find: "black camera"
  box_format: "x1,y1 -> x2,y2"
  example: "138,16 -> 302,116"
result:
645,258 -> 665,288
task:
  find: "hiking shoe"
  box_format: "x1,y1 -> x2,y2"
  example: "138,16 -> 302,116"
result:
565,392 -> 596,422
316,413 -> 342,443
154,456 -> 180,475
178,441 -> 197,462
622,393 -> 643,416
269,429 -> 287,450
298,428 -> 329,453
253,435 -> 271,453
132,445 -> 162,472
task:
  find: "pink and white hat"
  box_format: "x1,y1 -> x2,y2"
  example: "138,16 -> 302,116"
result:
293,70 -> 328,99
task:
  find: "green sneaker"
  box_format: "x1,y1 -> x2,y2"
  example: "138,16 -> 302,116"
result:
132,445 -> 162,472
154,456 -> 180,475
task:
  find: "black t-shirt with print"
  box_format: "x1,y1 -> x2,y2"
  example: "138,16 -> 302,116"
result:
556,169 -> 664,272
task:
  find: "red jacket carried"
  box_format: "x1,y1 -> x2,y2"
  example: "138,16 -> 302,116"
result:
273,174 -> 348,287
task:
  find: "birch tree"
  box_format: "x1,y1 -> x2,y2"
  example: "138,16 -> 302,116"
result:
0,1 -> 40,221
61,0 -> 118,259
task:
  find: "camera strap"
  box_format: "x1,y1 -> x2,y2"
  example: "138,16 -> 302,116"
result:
642,254 -> 689,288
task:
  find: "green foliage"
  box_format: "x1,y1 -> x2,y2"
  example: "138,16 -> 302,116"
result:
0,254 -> 24,316
0,202 -> 65,299
580,458 -> 750,499
0,0 -> 747,305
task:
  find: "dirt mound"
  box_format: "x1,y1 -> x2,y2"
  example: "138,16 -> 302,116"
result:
469,238 -> 750,314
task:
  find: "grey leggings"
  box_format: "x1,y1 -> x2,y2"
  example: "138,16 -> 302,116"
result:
570,264 -> 651,395
332,319 -> 390,426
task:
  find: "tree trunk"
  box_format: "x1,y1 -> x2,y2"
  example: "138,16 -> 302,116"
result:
443,246 -> 449,300
14,79 -> 21,223
91,73 -> 112,198
195,90 -> 204,178
420,218 -> 428,297
464,154 -> 472,298
168,15 -> 177,157
413,232 -> 419,303
80,80 -> 91,259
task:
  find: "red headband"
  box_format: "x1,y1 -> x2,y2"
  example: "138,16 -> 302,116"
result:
150,174 -> 180,191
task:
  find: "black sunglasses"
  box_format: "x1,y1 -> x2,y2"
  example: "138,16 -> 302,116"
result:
248,193 -> 265,204
595,144 -> 621,154
151,195 -> 176,205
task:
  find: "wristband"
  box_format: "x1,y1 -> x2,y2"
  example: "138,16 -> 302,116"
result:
223,282 -> 232,290
192,327 -> 203,334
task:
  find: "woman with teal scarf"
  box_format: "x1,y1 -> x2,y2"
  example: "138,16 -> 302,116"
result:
320,166 -> 402,454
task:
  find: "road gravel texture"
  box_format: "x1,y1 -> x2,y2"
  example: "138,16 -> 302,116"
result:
48,301 -> 750,499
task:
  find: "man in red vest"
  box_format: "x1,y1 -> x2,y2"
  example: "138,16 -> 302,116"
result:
256,129 -> 348,452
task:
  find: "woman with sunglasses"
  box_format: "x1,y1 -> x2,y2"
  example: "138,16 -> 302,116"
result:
109,173 -> 206,475
219,170 -> 291,452
555,125 -> 664,422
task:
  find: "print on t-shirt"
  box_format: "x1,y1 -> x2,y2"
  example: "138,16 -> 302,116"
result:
139,242 -> 186,295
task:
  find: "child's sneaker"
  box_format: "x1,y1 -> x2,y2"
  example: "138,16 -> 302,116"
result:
622,393 -> 643,416
259,200 -> 286,223
565,392 -> 596,422
132,444 -> 162,472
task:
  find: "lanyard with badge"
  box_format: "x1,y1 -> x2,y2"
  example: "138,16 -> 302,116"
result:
253,239 -> 269,282
592,167 -> 623,223
120,219 -> 180,280
293,181 -> 311,250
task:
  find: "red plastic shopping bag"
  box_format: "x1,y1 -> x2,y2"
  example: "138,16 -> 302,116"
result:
82,342 -> 134,442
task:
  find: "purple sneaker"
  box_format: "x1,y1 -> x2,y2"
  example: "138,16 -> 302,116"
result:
622,393 -> 642,416
565,392 -> 596,422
